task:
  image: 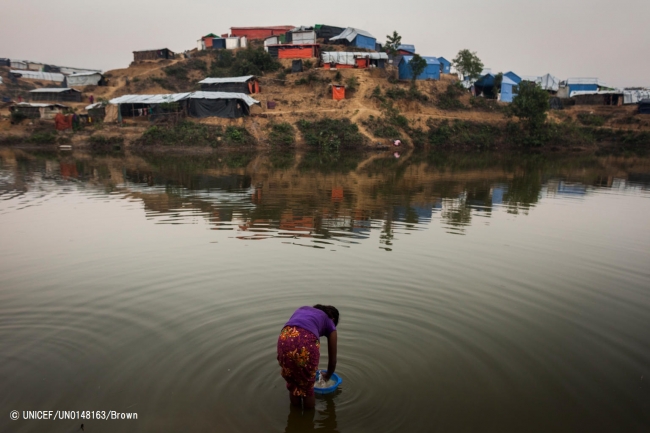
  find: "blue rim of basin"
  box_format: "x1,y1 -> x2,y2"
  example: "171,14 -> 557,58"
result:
314,370 -> 342,394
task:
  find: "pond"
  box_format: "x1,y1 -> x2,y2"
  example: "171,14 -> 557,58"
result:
1,147 -> 649,432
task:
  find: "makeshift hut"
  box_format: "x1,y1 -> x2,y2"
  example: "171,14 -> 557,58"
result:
437,57 -> 451,74
329,28 -> 376,51
473,74 -> 517,102
10,60 -> 28,70
288,29 -> 317,44
230,26 -> 294,40
398,56 -> 441,80
85,102 -> 106,121
133,48 -> 175,62
66,72 -> 105,87
322,52 -> 387,69
199,75 -> 260,94
198,33 -> 218,50
264,36 -> 279,47
107,92 -> 260,120
624,90 -> 650,105
562,78 -> 611,97
29,88 -> 82,102
10,70 -> 65,83
212,38 -> 226,49
397,44 -> 416,55
10,102 -> 68,120
225,37 -> 241,50
315,25 -> 345,43
639,99 -> 650,114
0,58 -> 10,67
570,91 -> 623,106
267,44 -> 320,59
331,84 -> 345,100
538,74 -> 560,92
500,76 -> 518,103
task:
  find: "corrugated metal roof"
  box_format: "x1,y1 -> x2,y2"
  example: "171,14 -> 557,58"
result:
570,90 -> 622,97
199,75 -> 254,84
567,78 -> 607,87
29,88 -> 80,93
231,26 -> 293,30
69,71 -> 103,77
401,55 -> 440,65
329,27 -> 375,43
437,57 -> 451,65
109,92 -> 260,107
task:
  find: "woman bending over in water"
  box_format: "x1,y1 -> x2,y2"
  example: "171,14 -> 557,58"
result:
277,305 -> 339,409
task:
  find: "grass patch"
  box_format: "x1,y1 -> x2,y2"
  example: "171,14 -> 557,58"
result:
138,121 -> 224,147
297,118 -> 366,151
576,113 -> 608,127
268,122 -> 295,147
89,135 -> 124,150
427,119 -> 501,149
469,96 -> 502,112
437,83 -> 466,110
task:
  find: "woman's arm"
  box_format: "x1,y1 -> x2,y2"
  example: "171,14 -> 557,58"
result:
323,330 -> 337,381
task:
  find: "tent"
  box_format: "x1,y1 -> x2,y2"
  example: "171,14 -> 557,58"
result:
288,28 -> 317,44
398,56 -> 441,80
623,90 -> 650,105
538,74 -> 560,92
566,78 -> 608,96
639,99 -> 650,114
329,27 -> 376,51
437,57 -> 451,74
66,72 -> 105,87
199,75 -> 259,94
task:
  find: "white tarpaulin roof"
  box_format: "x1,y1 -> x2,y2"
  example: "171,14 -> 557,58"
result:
322,51 -> 387,65
14,102 -> 68,108
567,78 -> 608,87
109,92 -> 260,107
11,70 -> 65,82
85,103 -> 104,110
570,90 -> 622,98
199,75 -> 254,84
539,74 -> 560,92
67,72 -> 103,86
329,27 -> 375,43
623,90 -> 650,105
30,88 -> 80,93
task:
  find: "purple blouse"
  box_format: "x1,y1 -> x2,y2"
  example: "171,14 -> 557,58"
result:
285,306 -> 336,339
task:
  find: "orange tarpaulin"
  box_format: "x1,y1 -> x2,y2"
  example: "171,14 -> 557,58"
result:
332,85 -> 345,101
278,47 -> 314,59
54,113 -> 73,131
247,80 -> 260,94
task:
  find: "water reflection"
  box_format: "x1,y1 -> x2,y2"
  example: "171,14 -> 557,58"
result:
285,394 -> 339,433
1,148 -> 650,245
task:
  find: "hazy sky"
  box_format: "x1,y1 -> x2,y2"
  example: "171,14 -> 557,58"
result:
2,0 -> 649,87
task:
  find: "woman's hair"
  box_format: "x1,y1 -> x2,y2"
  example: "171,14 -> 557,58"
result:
313,305 -> 339,326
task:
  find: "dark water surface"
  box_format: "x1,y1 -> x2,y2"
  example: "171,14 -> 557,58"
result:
1,147 -> 650,432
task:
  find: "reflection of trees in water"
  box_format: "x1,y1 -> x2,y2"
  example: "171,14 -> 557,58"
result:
298,150 -> 365,174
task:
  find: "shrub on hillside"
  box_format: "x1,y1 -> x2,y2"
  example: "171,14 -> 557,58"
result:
297,118 -> 366,151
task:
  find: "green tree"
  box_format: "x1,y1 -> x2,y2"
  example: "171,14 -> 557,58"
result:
409,54 -> 427,84
385,31 -> 402,56
508,81 -> 550,132
452,49 -> 484,80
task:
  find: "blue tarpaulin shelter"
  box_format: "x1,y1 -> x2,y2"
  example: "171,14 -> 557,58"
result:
398,56 -> 441,80
437,57 -> 451,74
474,73 -> 518,102
398,44 -> 416,54
504,71 -> 522,84
329,27 -> 376,51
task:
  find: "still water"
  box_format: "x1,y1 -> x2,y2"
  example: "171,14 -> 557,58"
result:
1,147 -> 650,432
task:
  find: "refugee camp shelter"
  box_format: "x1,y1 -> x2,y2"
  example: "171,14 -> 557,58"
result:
504,71 -> 522,84
500,76 -> 518,102
624,89 -> 650,104
10,60 -> 28,70
29,88 -> 82,102
315,25 -> 345,43
538,74 -> 560,92
66,72 -> 105,87
108,92 -> 260,120
10,102 -> 68,120
397,45 -> 416,55
322,52 -> 388,69
199,75 -> 260,94
566,78 -> 608,96
85,102 -> 106,120
286,27 -> 317,44
133,48 -> 175,62
225,37 -> 246,49
438,57 -> 451,74
639,99 -> 650,114
267,44 -> 320,59
570,90 -> 623,106
329,28 -> 376,51
198,33 -> 218,50
398,56 -> 441,80
230,26 -> 294,40
331,84 -> 345,100
10,70 -> 65,83
264,36 -> 279,47
0,58 -> 10,67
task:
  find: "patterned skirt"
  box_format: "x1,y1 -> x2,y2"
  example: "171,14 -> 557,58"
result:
277,326 -> 320,397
